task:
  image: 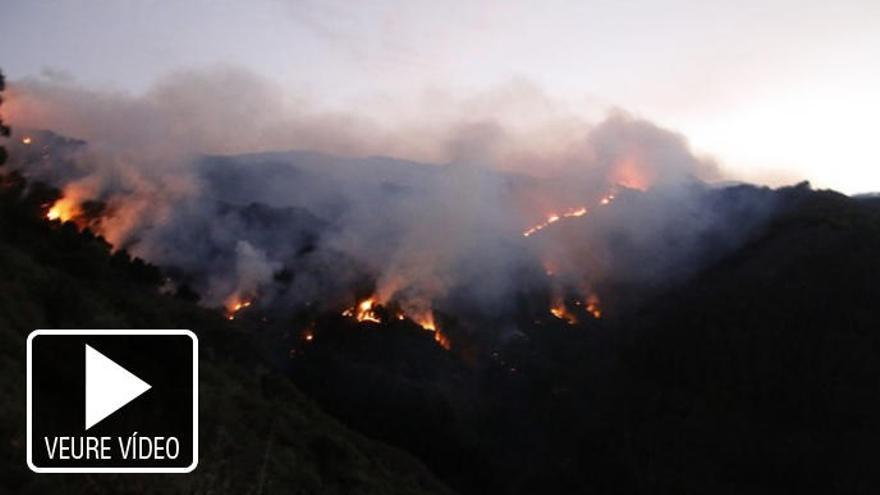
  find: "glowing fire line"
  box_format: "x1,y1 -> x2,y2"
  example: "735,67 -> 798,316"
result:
522,193 -> 615,238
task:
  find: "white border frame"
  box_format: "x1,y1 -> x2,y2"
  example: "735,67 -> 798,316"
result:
27,329 -> 199,473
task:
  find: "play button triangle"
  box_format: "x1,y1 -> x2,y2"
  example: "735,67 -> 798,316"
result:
85,344 -> 151,430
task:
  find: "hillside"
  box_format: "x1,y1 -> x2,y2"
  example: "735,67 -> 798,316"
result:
0,173 -> 453,495
266,184 -> 880,494
5,129 -> 880,494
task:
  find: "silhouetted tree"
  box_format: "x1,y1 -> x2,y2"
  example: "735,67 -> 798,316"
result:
0,70 -> 9,166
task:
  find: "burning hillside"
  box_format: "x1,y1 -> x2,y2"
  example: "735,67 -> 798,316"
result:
522,192 -> 616,237
4,125 -> 780,361
2,76 -> 764,362
7,65 -> 877,495
340,296 -> 452,350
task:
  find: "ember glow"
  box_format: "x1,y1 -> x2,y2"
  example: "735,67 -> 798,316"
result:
21,136 -> 32,145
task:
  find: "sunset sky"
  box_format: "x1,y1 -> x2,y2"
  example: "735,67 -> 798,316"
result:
2,0 -> 879,193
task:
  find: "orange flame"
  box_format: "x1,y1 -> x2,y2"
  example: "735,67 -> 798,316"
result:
610,157 -> 649,191
45,198 -> 80,222
225,297 -> 253,320
343,298 -> 451,350
21,136 -> 32,145
342,297 -> 382,323
433,330 -> 451,350
522,191 -> 616,238
550,299 -> 577,325
585,293 -> 602,319
523,206 -> 589,237
413,312 -> 451,350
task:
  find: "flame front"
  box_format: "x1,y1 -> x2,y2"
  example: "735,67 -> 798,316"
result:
550,302 -> 578,324
522,192 -> 615,238
342,297 -> 452,350
586,293 -> 602,319
225,297 -> 253,320
342,297 -> 382,323
413,312 -> 451,350
45,198 -> 79,222
523,206 -> 588,237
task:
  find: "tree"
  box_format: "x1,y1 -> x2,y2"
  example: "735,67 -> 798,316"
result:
0,70 -> 9,166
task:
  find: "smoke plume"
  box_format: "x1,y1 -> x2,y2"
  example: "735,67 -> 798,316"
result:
5,66 -> 766,331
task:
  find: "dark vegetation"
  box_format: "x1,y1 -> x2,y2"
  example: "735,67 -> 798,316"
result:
0,71 -> 452,495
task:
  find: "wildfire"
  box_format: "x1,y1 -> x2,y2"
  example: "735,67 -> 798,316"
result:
433,329 -> 452,350
523,206 -> 588,237
522,192 -> 616,238
225,298 -> 252,320
21,136 -> 32,145
586,293 -> 602,319
45,198 -> 79,222
413,312 -> 451,350
342,297 -> 452,350
550,302 -> 578,325
342,297 -> 382,323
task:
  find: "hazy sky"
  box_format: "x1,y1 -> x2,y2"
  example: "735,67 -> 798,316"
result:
2,0 -> 879,193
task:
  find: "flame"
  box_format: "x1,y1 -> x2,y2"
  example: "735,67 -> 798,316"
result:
45,198 -> 80,222
225,297 -> 253,320
415,312 -> 436,332
342,297 -> 382,323
550,300 -> 577,324
610,157 -> 649,191
21,136 -> 32,145
523,206 -> 589,237
342,298 -> 451,350
586,293 -> 602,319
522,192 -> 616,238
433,329 -> 451,350
413,312 -> 451,350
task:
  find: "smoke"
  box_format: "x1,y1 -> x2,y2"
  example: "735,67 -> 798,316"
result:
6,67 -> 721,176
220,240 -> 282,306
6,66 -> 762,326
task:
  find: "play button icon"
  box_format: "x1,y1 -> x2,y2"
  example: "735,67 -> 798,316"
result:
27,329 -> 198,473
85,344 -> 152,430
